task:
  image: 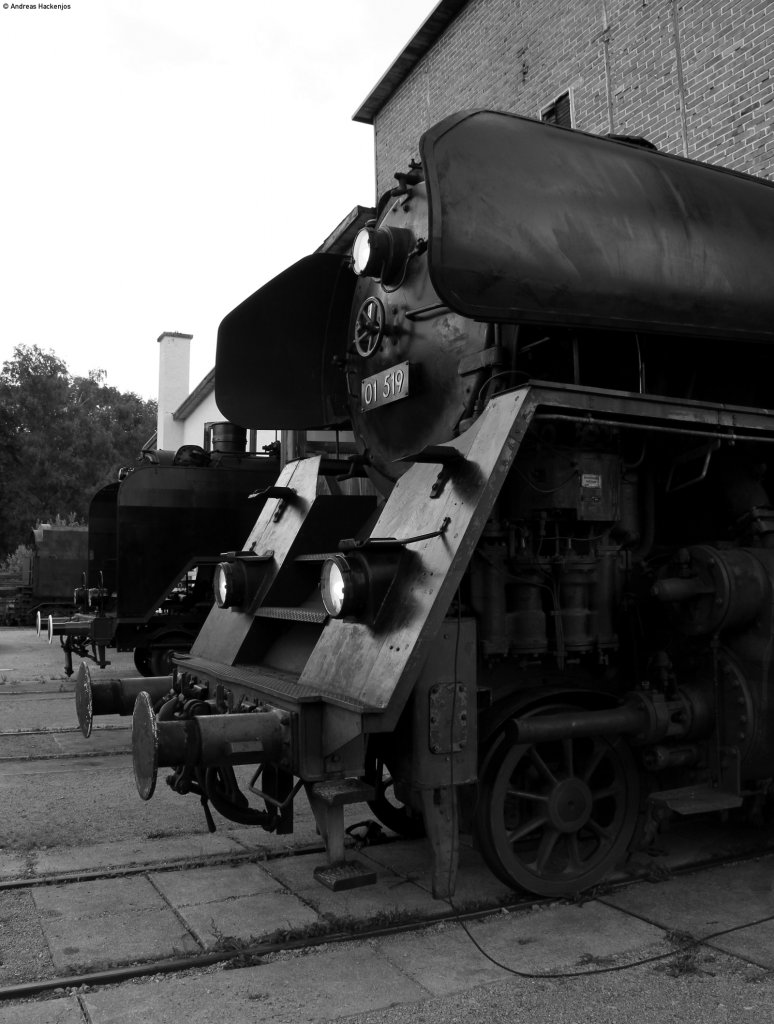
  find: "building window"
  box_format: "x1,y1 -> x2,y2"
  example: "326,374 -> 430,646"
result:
541,92 -> 572,128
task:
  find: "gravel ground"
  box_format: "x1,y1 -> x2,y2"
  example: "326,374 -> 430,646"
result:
0,755 -> 222,850
0,753 -> 347,852
0,630 -> 333,851
0,891 -> 55,988
334,954 -> 774,1024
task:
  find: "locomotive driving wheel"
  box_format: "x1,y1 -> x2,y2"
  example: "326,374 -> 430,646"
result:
148,632 -> 193,677
364,740 -> 425,839
133,646 -> 152,677
475,706 -> 640,896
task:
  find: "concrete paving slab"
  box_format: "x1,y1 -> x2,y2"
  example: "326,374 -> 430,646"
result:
81,943 -> 430,1024
262,848 -> 447,924
354,837 -> 442,885
710,917 -> 774,969
603,855 -> 774,938
0,851 -> 30,880
33,833 -> 245,878
224,825 -> 312,853
456,899 -> 667,975
34,876 -> 168,922
150,862 -> 280,907
179,889 -> 320,948
42,904 -> 202,971
0,996 -> 83,1024
361,841 -> 516,909
605,856 -> 774,971
378,918 -> 512,993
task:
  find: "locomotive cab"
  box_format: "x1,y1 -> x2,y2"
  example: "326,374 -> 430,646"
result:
127,110 -> 774,899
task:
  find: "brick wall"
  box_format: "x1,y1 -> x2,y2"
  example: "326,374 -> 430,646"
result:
371,0 -> 774,196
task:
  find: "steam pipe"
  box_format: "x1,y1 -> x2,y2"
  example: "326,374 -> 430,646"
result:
509,703 -> 651,745
508,685 -> 715,747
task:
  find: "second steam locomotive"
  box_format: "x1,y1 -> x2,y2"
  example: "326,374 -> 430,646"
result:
83,110 -> 774,898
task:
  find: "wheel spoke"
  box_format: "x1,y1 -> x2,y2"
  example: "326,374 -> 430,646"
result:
535,827 -> 561,872
507,787 -> 549,802
562,737 -> 575,777
529,746 -> 559,785
585,816 -> 614,845
566,832 -> 583,871
591,780 -> 625,802
506,813 -> 548,843
581,738 -> 608,783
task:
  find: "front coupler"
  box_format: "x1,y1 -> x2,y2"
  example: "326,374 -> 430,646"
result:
44,612 -> 109,676
131,690 -> 290,802
75,662 -> 172,738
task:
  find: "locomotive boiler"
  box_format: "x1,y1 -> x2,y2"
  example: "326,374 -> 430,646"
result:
116,111 -> 774,898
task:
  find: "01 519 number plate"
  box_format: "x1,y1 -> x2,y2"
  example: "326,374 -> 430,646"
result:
361,361 -> 409,412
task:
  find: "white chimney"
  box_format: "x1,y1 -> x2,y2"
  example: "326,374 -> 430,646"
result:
156,331 -> 192,451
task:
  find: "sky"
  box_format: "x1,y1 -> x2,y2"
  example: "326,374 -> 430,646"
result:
0,0 -> 438,400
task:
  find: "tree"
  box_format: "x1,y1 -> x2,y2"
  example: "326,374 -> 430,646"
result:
0,345 -> 157,558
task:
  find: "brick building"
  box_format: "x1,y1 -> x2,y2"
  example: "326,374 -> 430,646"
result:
354,0 -> 774,198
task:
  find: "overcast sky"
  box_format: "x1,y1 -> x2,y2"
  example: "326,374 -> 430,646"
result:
0,0 -> 437,400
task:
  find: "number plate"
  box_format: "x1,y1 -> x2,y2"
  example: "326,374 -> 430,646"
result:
361,361 -> 409,412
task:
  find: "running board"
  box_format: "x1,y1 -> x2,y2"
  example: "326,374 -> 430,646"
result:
253,606 -> 327,623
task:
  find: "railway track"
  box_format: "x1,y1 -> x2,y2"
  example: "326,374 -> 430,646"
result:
2,707 -> 774,1010
0,725 -> 129,763
1,837 -> 773,1004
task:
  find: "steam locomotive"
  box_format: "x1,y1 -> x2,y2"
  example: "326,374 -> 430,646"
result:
81,110 -> 774,898
52,424 -> 278,677
0,524 -> 87,626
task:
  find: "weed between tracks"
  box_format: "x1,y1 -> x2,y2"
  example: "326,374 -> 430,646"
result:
656,929 -> 713,977
209,904 -> 452,970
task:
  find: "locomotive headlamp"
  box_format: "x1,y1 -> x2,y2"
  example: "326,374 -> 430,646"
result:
213,553 -> 272,610
320,554 -> 368,618
214,562 -> 237,609
351,226 -> 415,287
352,228 -> 375,276
321,546 -> 405,622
